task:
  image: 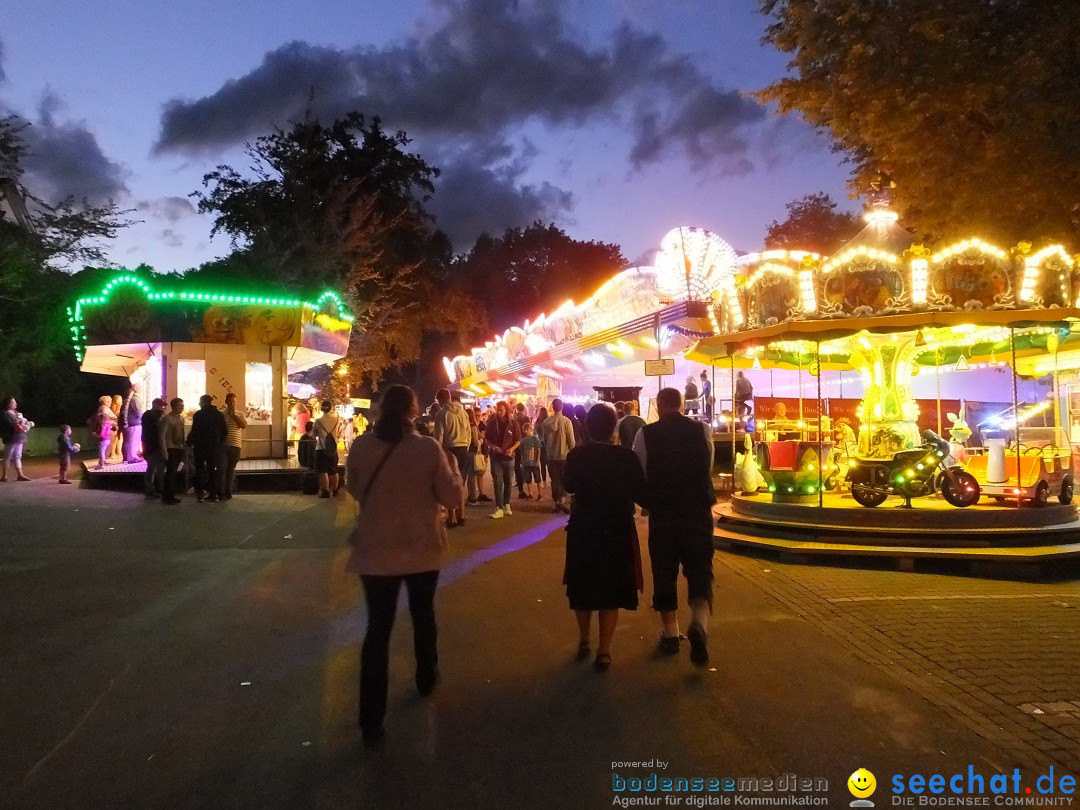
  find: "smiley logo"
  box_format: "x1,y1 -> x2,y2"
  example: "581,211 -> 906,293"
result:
848,769 -> 877,799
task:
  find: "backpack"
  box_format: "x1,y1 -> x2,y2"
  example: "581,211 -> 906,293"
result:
685,382 -> 699,400
87,411 -> 103,435
316,417 -> 339,453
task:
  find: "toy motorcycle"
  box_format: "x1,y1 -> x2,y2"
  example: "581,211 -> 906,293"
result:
848,430 -> 980,508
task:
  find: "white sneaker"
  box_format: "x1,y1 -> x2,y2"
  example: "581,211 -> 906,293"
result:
489,508 -> 505,519
503,505 -> 513,516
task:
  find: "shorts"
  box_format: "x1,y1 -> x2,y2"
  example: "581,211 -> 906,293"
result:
521,465 -> 541,484
646,512 -> 715,612
315,449 -> 339,474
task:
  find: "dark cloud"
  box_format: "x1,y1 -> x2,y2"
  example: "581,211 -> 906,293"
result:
137,195 -> 196,223
427,141 -> 575,248
160,228 -> 184,248
14,93 -> 128,204
153,0 -> 765,175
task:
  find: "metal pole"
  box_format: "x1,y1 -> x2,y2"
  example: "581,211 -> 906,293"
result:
730,352 -> 737,480
817,342 -> 824,508
655,313 -> 662,395
1053,332 -> 1061,430
935,347 -> 942,434
1010,327 -> 1021,509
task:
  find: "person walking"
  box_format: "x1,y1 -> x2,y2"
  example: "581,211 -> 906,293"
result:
541,398 -> 575,514
464,408 -> 486,505
518,422 -> 543,500
512,402 -> 531,501
484,400 -> 520,519
632,387 -> 716,667
221,392 -> 247,499
189,395 -> 227,502
0,396 -> 33,481
120,383 -> 143,464
159,398 -> 186,505
90,395 -> 117,470
313,400 -> 341,498
141,398 -> 167,497
533,406 -> 549,487
345,385 -> 463,745
432,388 -> 470,527
563,404 -> 645,671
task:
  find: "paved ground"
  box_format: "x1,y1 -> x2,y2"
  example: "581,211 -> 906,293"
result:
1,459 -> 1078,809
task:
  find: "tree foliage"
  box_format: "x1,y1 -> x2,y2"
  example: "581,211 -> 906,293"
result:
764,192 -> 861,254
194,113 -> 479,385
0,117 -> 134,419
757,0 -> 1080,243
453,222 -> 628,329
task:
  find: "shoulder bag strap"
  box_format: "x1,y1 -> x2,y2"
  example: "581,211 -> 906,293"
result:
359,439 -> 400,508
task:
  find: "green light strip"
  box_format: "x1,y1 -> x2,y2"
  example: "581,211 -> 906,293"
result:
68,273 -> 355,361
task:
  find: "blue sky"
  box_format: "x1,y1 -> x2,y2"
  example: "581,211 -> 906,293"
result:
0,0 -> 853,272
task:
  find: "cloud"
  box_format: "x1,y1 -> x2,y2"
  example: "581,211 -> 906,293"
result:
153,0 -> 765,175
0,38 -> 6,85
138,195 -> 196,223
427,141 -> 575,248
11,93 -> 128,204
160,228 -> 184,248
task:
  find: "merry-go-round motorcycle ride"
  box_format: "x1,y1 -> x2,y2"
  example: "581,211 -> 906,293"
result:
847,430 -> 980,508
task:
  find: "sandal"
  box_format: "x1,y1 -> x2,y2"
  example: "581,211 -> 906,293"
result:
594,653 -> 611,672
576,640 -> 590,661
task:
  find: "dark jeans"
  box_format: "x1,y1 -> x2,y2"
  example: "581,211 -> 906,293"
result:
193,444 -> 223,498
548,458 -> 567,503
490,457 -> 513,509
144,448 -> 166,494
647,512 -> 716,612
359,570 -> 439,731
514,448 -> 525,494
163,448 -> 185,499
223,446 -> 241,495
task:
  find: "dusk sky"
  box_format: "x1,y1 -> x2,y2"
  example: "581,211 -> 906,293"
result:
1,0 -> 854,273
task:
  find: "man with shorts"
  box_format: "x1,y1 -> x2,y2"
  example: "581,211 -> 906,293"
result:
433,388 -> 470,527
633,387 -> 716,666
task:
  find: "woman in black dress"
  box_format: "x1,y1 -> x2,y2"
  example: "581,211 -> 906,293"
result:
563,403 -> 646,671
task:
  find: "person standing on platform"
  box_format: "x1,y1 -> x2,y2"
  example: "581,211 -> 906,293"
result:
700,371 -> 713,422
563,404 -> 645,671
159,398 -> 186,505
141,398 -> 167,497
683,376 -> 700,416
541,398 -> 575,515
221,392 -> 246,500
734,370 -> 753,418
108,394 -> 123,462
120,383 -> 143,464
189,394 -> 227,502
344,385 -> 462,745
632,387 -> 716,667
91,395 -> 116,470
433,388 -> 470,528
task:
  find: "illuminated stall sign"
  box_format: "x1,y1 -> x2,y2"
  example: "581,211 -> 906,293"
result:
820,250 -> 907,317
744,264 -> 803,327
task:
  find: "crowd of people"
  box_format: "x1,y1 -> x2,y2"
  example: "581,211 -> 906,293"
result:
345,384 -> 717,745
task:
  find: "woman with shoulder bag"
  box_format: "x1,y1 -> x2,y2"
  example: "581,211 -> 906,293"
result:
345,385 -> 463,745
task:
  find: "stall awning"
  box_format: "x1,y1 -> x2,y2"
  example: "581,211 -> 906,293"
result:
80,343 -> 160,377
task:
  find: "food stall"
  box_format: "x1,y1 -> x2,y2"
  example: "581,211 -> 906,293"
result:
68,274 -> 352,459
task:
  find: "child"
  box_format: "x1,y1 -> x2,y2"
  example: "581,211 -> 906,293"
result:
57,425 -> 81,484
297,421 -> 317,471
519,422 -> 543,501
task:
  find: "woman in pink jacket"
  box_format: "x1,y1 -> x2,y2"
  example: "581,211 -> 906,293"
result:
345,385 -> 462,745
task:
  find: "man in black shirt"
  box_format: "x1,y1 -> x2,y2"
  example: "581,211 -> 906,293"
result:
188,395 -> 227,502
632,387 -> 716,666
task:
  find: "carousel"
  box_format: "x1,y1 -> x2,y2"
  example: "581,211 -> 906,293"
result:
686,197 -> 1080,569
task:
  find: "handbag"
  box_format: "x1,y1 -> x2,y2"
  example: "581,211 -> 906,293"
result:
472,451 -> 488,474
359,439 -> 400,508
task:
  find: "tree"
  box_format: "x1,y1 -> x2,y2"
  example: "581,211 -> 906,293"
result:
453,222 -> 628,330
0,116 -> 134,419
194,113 -> 479,385
756,0 -> 1080,244
764,193 -> 861,255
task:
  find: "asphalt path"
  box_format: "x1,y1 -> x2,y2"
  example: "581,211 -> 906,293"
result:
0,471 -> 1031,809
